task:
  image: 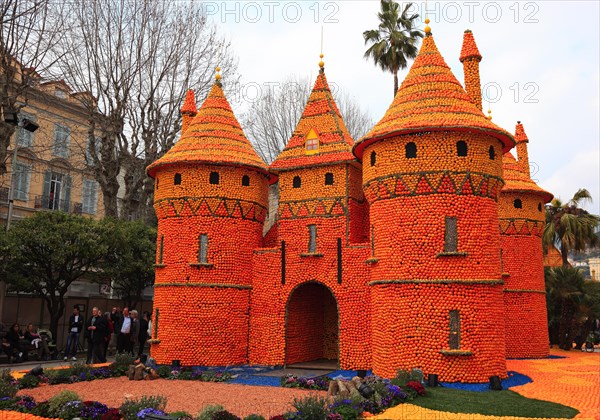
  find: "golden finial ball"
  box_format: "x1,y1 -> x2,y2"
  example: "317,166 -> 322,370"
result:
216,66 -> 221,72
320,54 -> 324,58
424,25 -> 431,34
319,61 -> 324,68
425,18 -> 430,24
216,74 -> 221,80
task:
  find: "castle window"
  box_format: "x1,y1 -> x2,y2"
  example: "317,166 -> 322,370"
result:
305,128 -> 319,154
489,145 -> 496,160
293,176 -> 301,188
444,216 -> 458,253
456,141 -> 468,157
325,172 -> 334,185
449,310 -> 461,350
209,171 -> 220,185
514,199 -> 522,209
198,234 -> 209,264
174,173 -> 182,185
158,235 -> 164,265
405,142 -> 417,158
242,175 -> 250,187
370,151 -> 376,166
538,203 -> 542,212
308,224 -> 317,253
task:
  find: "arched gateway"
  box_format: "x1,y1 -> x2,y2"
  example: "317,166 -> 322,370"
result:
285,282 -> 339,366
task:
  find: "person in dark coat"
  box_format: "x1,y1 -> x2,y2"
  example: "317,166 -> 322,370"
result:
129,310 -> 140,355
85,307 -> 107,364
138,311 -> 150,357
64,305 -> 83,361
3,323 -> 26,362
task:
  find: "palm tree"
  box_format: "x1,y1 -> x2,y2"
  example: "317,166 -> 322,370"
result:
363,0 -> 424,97
546,266 -> 600,350
543,189 -> 600,267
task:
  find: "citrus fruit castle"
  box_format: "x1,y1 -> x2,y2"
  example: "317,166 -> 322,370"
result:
146,25 -> 552,383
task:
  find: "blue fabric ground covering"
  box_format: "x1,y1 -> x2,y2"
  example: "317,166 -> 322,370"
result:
230,375 -> 283,387
327,369 -> 373,380
440,371 -> 532,392
508,355 -> 566,360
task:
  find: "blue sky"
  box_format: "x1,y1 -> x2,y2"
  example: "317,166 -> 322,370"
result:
209,1 -> 600,214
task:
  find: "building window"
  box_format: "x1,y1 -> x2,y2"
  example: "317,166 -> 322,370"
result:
514,198 -> 522,209
308,225 -> 317,253
456,140 -> 468,157
489,145 -> 496,160
12,161 -> 31,201
370,151 -> 376,166
198,234 -> 209,264
55,89 -> 67,99
174,173 -> 182,185
209,172 -> 219,185
449,310 -> 461,350
16,112 -> 35,148
53,124 -> 70,158
242,175 -> 250,186
444,216 -> 458,253
293,176 -> 301,188
405,142 -> 417,158
305,128 -> 319,154
325,172 -> 334,185
82,178 -> 98,214
158,235 -> 164,265
538,203 -> 542,212
42,171 -> 71,212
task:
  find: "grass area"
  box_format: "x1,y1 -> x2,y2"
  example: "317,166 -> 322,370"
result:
411,387 -> 579,418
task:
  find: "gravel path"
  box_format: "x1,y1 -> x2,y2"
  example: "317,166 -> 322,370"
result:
17,377 -> 327,418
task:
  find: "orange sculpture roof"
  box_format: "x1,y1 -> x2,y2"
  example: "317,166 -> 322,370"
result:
502,150 -> 553,202
181,89 -> 197,115
270,69 -> 355,172
514,120 -> 528,143
147,82 -> 268,178
459,30 -> 482,62
354,34 -> 515,159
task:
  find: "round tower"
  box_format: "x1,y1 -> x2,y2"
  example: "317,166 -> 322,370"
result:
500,121 -> 552,358
353,25 -> 515,382
146,71 -> 269,366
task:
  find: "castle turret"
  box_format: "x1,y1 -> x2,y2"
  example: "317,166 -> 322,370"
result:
146,70 -> 269,366
499,122 -> 552,358
249,56 -> 372,370
353,23 -> 514,382
460,30 -> 483,110
180,89 -> 197,134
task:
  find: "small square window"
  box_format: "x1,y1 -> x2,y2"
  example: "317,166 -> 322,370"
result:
209,172 -> 220,185
306,138 -> 318,151
325,172 -> 334,185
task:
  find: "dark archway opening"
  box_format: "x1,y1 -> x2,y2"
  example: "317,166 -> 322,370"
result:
285,282 -> 339,366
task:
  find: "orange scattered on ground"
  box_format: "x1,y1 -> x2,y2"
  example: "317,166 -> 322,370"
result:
507,349 -> 600,420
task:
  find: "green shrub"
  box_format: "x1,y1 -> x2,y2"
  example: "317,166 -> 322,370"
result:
243,415 -> 265,420
393,369 -> 410,387
45,369 -> 72,385
170,410 -> 194,420
290,394 -> 329,420
157,365 -> 172,378
18,374 -> 41,389
0,368 -> 14,382
196,404 -> 225,420
212,410 -> 240,420
115,352 -> 137,366
69,361 -> 91,375
0,379 -> 18,398
330,398 -> 362,420
120,395 -> 168,420
47,390 -> 81,417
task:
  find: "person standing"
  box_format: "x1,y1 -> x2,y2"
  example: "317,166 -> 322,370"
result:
116,307 -> 131,354
129,310 -> 140,355
64,305 -> 83,361
85,307 -> 107,364
138,311 -> 150,357
103,312 -> 114,358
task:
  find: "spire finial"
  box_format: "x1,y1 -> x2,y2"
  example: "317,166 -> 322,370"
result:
424,0 -> 431,35
319,53 -> 325,73
487,109 -> 492,120
215,66 -> 222,87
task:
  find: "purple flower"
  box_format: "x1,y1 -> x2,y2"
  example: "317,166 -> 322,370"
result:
137,407 -> 166,418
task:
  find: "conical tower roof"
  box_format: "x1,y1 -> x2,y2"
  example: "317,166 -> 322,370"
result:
147,81 -> 268,178
270,63 -> 355,172
459,29 -> 482,62
502,151 -> 552,202
354,33 -> 515,159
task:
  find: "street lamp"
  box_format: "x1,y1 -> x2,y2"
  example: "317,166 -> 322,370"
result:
4,110 -> 39,231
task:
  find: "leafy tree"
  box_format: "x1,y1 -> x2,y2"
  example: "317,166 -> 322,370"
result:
543,189 -> 600,267
546,266 -> 600,350
0,212 -> 109,339
363,0 -> 423,97
100,219 -> 156,310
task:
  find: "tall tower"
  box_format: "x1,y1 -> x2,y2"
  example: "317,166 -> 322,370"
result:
499,121 -> 552,358
460,29 -> 483,111
249,56 -> 371,370
146,70 -> 269,366
353,23 -> 514,382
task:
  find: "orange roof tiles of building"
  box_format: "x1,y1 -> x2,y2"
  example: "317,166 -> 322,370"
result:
147,81 -> 268,178
270,64 -> 355,172
354,32 -> 515,159
502,122 -> 553,202
180,89 -> 197,115
459,29 -> 482,62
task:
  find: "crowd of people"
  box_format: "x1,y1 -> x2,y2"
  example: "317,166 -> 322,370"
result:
1,305 -> 152,364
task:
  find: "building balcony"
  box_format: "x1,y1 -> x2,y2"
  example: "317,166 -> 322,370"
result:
34,195 -> 82,214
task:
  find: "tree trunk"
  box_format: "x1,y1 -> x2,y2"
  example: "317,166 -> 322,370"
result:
558,300 -> 576,350
46,296 -> 66,343
0,122 -> 16,175
560,242 -> 569,268
393,72 -> 399,97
